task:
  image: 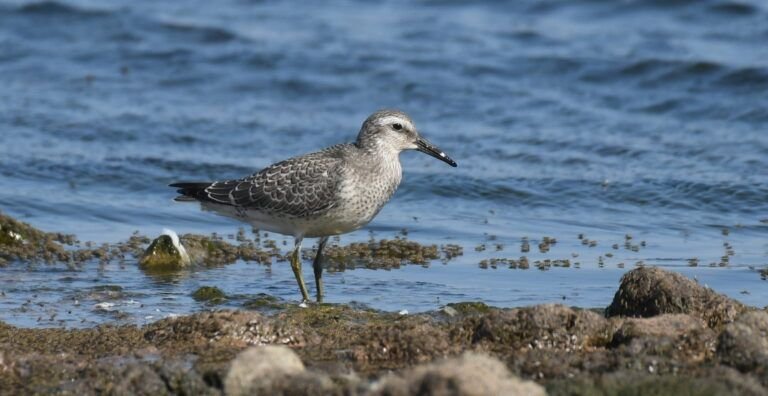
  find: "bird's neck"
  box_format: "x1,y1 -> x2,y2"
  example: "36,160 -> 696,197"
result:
353,141 -> 403,184
355,140 -> 401,165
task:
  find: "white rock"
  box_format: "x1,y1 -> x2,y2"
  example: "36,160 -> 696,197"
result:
225,345 -> 305,396
370,352 -> 546,396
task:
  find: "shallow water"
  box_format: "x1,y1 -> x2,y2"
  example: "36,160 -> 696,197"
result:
1,0 -> 767,327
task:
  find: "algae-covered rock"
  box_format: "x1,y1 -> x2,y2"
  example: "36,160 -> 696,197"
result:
469,304 -> 612,350
605,267 -> 746,328
446,301 -> 492,315
192,286 -> 227,304
138,230 -> 191,272
611,314 -> 708,343
371,352 -> 546,396
243,293 -> 287,310
610,314 -> 716,362
717,310 -> 768,372
143,310 -> 306,349
0,211 -> 75,264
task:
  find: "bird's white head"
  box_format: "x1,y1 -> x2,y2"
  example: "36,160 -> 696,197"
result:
356,109 -> 457,167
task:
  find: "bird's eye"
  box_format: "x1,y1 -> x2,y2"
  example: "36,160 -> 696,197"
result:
392,123 -> 403,131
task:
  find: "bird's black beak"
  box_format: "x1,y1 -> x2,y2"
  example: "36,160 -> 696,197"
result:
415,137 -> 457,167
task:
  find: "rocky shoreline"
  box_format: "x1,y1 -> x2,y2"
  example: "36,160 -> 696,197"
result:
0,266 -> 765,395
2,212 -> 767,394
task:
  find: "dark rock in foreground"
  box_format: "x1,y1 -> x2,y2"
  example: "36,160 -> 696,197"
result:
0,267 -> 766,395
717,311 -> 768,373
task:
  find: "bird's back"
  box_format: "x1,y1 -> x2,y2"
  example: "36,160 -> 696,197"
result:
172,144 -> 352,219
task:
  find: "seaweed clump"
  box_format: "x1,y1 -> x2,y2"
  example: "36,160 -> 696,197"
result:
181,234 -> 275,266
318,237 -> 440,271
192,286 -> 227,304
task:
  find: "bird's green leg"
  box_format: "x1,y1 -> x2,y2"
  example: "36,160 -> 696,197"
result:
290,237 -> 310,303
313,236 -> 329,303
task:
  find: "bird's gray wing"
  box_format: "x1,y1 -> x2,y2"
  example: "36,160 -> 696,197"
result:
203,148 -> 346,217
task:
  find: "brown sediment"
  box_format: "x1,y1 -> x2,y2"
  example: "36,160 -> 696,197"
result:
1,267 -> 766,395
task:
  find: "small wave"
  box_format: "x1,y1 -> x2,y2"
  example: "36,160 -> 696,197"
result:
123,48 -> 193,61
17,1 -> 108,17
620,59 -> 721,80
580,57 -> 767,94
717,67 -> 768,89
708,2 -> 758,16
160,22 -> 238,44
635,98 -> 683,114
402,173 -> 768,215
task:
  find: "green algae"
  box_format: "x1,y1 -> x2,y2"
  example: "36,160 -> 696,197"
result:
446,301 -> 492,315
242,293 -> 286,310
192,286 -> 227,304
139,234 -> 190,272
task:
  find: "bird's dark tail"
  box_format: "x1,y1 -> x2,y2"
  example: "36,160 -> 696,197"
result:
169,182 -> 211,202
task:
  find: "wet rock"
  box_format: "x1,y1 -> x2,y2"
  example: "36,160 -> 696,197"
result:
605,267 -> 746,328
139,232 -> 190,272
192,286 -> 227,304
468,304 -> 611,351
717,311 -> 768,372
370,352 -> 546,396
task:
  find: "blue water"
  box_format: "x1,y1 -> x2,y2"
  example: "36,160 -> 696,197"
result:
1,0 -> 767,327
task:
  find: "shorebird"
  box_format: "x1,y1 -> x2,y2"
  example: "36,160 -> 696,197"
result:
170,110 -> 457,303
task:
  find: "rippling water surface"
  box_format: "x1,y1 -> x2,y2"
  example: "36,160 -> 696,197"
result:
1,0 -> 767,327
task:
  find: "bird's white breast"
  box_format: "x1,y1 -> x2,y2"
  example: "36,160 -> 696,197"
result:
303,156 -> 402,237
